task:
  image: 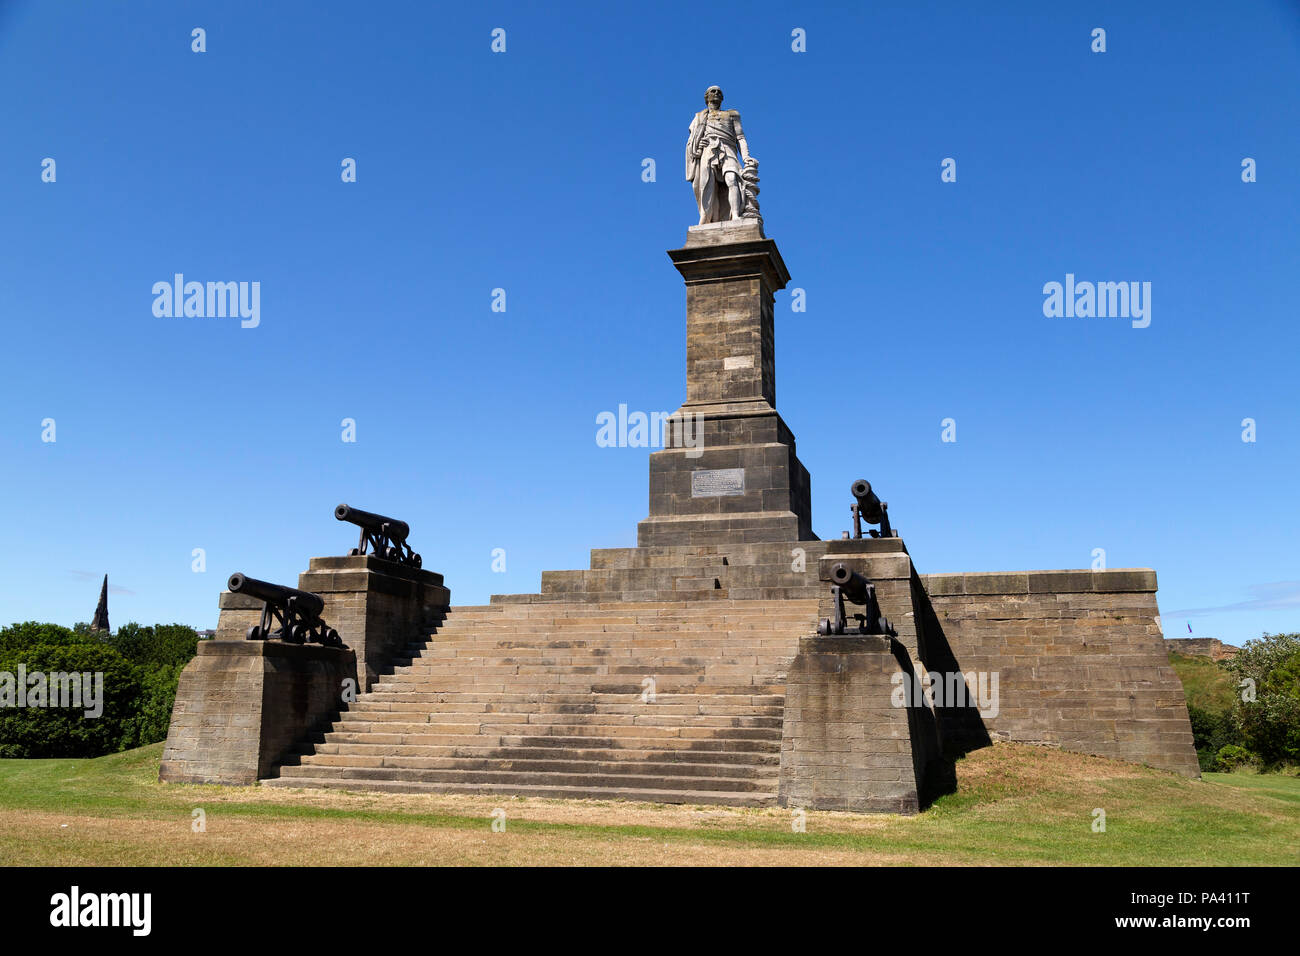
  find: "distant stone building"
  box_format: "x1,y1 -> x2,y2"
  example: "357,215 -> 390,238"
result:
1165,637 -> 1238,661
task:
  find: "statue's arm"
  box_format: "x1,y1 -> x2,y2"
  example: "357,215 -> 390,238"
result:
732,111 -> 752,163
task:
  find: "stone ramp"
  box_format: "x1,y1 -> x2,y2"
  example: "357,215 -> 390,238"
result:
262,599 -> 819,805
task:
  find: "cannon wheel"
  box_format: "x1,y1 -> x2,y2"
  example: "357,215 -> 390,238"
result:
412,553 -> 422,569
246,625 -> 265,641
284,624 -> 308,644
349,547 -> 361,557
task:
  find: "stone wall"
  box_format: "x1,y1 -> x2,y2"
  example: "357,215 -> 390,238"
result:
918,569 -> 1200,777
159,640 -> 356,785
1165,637 -> 1238,661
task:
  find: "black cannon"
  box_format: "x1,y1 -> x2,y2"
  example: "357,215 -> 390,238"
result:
817,562 -> 895,637
849,479 -> 895,539
229,572 -> 342,647
335,504 -> 422,568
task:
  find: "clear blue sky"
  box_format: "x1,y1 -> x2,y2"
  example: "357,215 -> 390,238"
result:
2,0 -> 1297,645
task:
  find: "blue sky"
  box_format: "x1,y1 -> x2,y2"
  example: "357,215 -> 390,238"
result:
1,0 -> 1297,644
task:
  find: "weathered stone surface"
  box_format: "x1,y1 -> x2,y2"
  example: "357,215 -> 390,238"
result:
213,555 -> 449,692
637,231 -> 814,546
918,569 -> 1200,777
298,555 -> 449,691
778,635 -> 945,814
1165,637 -> 1238,661
159,640 -> 356,785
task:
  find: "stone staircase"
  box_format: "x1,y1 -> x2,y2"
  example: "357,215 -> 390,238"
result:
493,542 -> 833,605
263,598 -> 820,805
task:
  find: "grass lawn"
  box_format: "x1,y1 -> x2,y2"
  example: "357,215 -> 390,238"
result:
1169,652 -> 1239,713
0,741 -> 1296,866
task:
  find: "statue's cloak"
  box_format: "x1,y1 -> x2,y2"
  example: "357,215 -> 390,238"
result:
685,108 -> 744,183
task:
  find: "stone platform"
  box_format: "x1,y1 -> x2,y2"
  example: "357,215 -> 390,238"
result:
166,222 -> 1200,807
259,538 -> 1197,804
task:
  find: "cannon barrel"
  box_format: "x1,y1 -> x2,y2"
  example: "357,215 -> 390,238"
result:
334,504 -> 410,543
850,479 -> 886,525
829,562 -> 873,605
227,573 -> 325,621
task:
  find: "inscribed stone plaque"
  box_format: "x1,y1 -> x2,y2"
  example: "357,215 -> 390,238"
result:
691,468 -> 745,497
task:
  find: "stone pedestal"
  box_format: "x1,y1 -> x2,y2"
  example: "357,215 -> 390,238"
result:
159,640 -> 356,785
637,222 -> 815,546
776,536 -> 952,812
213,556 -> 449,692
778,635 -> 930,814
818,537 -> 926,658
297,555 -> 450,691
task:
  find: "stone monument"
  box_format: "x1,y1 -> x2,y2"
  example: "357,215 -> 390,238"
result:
638,88 -> 814,547
159,92 -> 1199,807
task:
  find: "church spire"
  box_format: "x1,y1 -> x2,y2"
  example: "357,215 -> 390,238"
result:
91,574 -> 110,632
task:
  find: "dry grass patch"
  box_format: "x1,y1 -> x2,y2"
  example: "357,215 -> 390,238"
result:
0,741 -> 1295,865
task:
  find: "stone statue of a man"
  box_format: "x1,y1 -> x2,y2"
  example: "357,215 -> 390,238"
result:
686,86 -> 755,225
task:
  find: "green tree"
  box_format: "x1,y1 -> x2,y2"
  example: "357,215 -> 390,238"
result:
0,620 -> 205,757
0,644 -> 142,757
1228,633 -> 1300,767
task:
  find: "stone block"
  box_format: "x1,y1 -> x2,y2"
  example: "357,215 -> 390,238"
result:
778,634 -> 945,814
159,640 -> 356,785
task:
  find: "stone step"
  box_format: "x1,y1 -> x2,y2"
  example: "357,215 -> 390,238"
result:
319,731 -> 781,753
292,753 -> 778,779
395,645 -> 801,657
330,717 -> 783,738
352,699 -> 784,718
588,548 -> 736,570
365,683 -> 788,697
337,708 -> 783,729
259,776 -> 776,807
429,620 -> 813,633
536,566 -> 818,595
396,661 -> 780,674
304,741 -> 782,766
359,690 -> 784,706
587,545 -> 833,570
289,597 -> 815,807
447,597 -> 818,612
272,763 -> 773,793
493,589 -> 743,604
375,672 -> 787,688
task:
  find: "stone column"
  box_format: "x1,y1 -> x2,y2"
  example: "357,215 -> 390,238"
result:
637,220 -> 815,546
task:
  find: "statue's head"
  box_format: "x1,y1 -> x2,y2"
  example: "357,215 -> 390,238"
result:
704,86 -> 723,109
